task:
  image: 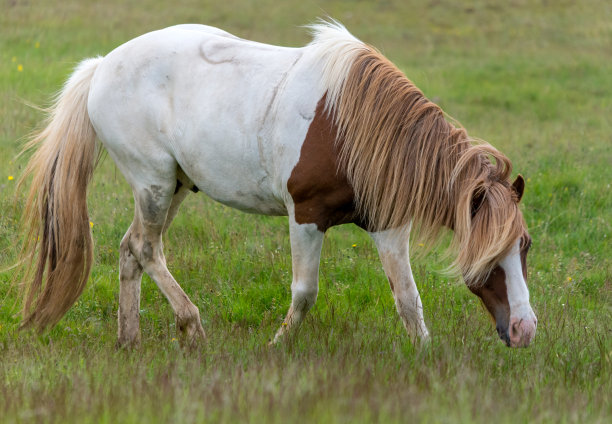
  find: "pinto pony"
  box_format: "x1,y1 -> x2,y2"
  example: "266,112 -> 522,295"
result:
17,21 -> 536,348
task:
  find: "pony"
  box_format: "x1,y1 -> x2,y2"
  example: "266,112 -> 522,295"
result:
17,21 -> 536,348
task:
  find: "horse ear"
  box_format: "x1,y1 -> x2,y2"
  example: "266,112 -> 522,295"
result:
512,174 -> 525,202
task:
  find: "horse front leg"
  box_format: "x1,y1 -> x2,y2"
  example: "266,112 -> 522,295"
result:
272,216 -> 324,344
370,226 -> 429,343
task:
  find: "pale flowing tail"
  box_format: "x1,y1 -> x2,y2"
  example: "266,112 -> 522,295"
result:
18,57 -> 103,330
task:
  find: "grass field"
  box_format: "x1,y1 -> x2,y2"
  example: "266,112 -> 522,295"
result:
1,0 -> 611,422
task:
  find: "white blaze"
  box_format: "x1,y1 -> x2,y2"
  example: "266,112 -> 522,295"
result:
500,239 -> 537,346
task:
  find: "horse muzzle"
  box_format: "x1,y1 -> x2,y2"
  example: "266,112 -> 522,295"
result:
499,315 -> 537,348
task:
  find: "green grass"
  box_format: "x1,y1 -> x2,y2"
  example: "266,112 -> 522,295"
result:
1,0 -> 611,422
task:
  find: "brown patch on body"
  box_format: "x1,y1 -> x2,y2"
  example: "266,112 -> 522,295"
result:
468,266 -> 511,345
287,97 -> 367,232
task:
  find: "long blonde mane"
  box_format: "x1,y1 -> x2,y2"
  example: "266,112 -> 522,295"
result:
309,21 -> 526,284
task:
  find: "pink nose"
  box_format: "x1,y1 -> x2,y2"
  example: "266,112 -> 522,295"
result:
509,317 -> 537,347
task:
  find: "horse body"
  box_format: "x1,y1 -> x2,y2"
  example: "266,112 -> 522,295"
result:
18,22 -> 536,348
89,24 -> 318,216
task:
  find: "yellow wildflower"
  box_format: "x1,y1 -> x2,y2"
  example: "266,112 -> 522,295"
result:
352,243 -> 357,247
35,42 -> 40,49
8,175 -> 14,181
17,64 -> 23,72
89,221 -> 94,228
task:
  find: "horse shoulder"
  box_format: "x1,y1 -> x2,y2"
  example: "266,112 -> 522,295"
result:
287,97 -> 362,232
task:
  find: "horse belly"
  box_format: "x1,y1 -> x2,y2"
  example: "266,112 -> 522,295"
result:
180,146 -> 287,215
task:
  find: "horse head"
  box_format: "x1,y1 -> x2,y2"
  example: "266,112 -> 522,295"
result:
465,175 -> 537,347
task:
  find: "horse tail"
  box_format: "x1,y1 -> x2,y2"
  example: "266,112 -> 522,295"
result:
18,57 -> 103,330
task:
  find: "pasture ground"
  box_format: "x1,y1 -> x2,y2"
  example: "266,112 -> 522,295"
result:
1,0 -> 611,422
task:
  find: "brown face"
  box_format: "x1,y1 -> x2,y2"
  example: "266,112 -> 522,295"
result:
468,266 -> 512,345
468,234 -> 532,346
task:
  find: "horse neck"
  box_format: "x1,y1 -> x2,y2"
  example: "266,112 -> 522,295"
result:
333,76 -> 471,236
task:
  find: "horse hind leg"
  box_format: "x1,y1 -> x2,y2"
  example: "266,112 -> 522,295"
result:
117,179 -> 193,348
117,223 -> 144,348
119,178 -> 204,348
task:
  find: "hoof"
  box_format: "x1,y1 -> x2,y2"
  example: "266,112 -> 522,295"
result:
115,335 -> 141,350
176,313 -> 206,349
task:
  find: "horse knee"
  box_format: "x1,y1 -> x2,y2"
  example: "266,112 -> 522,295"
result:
126,231 -> 161,270
292,283 -> 318,311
